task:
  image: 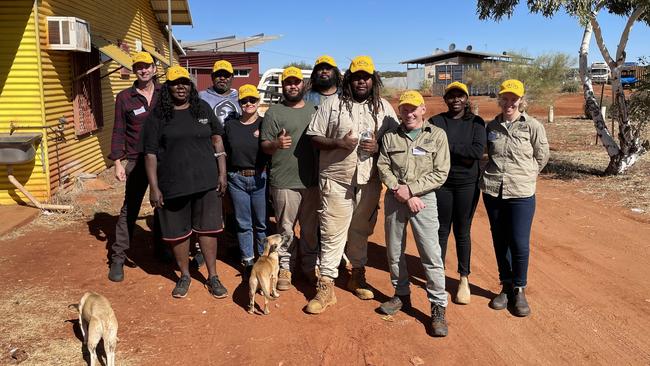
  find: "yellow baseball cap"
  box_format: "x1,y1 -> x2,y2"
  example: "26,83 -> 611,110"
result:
398,90 -> 425,107
212,60 -> 234,74
282,66 -> 304,81
444,81 -> 469,96
166,65 -> 190,81
315,55 -> 337,68
238,84 -> 260,100
499,79 -> 525,97
350,55 -> 375,74
132,51 -> 154,66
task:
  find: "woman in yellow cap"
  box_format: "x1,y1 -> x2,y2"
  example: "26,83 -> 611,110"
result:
142,66 -> 229,300
428,81 -> 486,305
222,84 -> 269,277
480,79 -> 549,317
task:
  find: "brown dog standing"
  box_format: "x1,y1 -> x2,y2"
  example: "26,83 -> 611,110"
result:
70,292 -> 118,366
248,234 -> 290,315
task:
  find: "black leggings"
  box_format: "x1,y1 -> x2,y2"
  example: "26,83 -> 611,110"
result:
435,181 -> 480,276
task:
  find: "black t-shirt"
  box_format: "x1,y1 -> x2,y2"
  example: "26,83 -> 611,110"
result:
223,116 -> 268,171
429,112 -> 486,185
143,100 -> 224,199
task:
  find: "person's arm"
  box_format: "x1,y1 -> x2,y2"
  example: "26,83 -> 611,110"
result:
212,134 -> 227,195
260,109 -> 292,155
144,153 -> 163,208
110,93 -> 127,181
449,117 -> 487,160
311,132 -> 357,151
376,135 -> 400,191
407,131 -> 451,196
530,120 -> 550,172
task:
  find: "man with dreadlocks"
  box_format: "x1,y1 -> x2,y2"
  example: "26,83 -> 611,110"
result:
305,56 -> 399,314
304,55 -> 341,106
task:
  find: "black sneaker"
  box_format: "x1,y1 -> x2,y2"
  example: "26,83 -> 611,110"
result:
379,295 -> 411,315
206,275 -> 228,299
430,304 -> 448,337
108,262 -> 124,282
172,275 -> 191,298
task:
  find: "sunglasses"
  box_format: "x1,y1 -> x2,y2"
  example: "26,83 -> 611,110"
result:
239,97 -> 259,105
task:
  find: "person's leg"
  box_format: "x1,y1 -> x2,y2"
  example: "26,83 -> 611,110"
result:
171,239 -> 191,277
410,193 -> 447,307
192,190 -> 228,298
251,172 -> 268,257
483,193 -> 513,284
270,187 -> 301,289
346,178 -> 382,269
509,195 -> 535,288
317,178 -> 354,280
435,185 -> 454,266
111,160 -> 147,266
383,193 -> 410,297
452,182 -> 480,276
297,185 -> 320,279
227,173 -> 255,265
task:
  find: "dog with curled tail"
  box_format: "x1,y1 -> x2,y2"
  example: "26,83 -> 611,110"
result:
69,292 -> 118,366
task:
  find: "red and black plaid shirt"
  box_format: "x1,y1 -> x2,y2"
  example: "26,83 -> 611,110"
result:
109,81 -> 161,161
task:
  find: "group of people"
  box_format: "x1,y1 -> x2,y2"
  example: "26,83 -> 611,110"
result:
108,51 -> 549,338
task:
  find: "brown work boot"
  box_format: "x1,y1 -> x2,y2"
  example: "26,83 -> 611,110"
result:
512,287 -> 531,317
277,269 -> 292,291
346,267 -> 374,300
305,277 -> 337,314
430,304 -> 448,337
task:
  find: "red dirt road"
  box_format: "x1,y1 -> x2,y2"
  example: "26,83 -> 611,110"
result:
1,176 -> 649,365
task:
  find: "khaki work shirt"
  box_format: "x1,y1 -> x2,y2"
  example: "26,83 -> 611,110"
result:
377,123 -> 450,196
480,112 -> 549,199
307,96 -> 399,185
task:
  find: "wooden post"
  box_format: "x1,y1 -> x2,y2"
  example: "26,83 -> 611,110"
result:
548,105 -> 554,123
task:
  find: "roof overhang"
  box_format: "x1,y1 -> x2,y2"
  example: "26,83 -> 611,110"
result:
180,34 -> 281,52
401,50 -> 531,65
150,0 -> 193,26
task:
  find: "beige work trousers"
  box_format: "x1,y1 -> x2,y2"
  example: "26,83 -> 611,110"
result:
318,177 -> 381,279
270,186 -> 320,273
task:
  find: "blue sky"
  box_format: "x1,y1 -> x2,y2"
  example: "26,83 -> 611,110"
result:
173,0 -> 650,71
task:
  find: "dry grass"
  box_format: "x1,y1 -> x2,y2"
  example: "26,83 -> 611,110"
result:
0,286 -> 138,365
543,117 -> 650,214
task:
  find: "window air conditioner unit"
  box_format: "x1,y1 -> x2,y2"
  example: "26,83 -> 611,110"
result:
47,16 -> 91,52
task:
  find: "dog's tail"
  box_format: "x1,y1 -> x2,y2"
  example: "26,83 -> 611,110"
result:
67,303 -> 79,312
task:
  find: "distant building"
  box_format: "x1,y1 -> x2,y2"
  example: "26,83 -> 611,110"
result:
401,47 -> 528,95
179,51 -> 260,91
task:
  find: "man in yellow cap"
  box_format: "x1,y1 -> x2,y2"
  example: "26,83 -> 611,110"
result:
305,56 -> 399,314
108,51 -> 165,282
199,59 -> 241,126
377,90 -> 450,337
260,66 -> 320,290
305,55 -> 341,106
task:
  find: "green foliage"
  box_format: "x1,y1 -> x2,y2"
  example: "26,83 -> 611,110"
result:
282,61 -> 312,70
464,52 -> 575,106
418,79 -> 432,96
380,71 -> 407,78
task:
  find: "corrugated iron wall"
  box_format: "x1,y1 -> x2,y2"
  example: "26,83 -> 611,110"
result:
38,0 -> 177,193
0,1 -> 50,205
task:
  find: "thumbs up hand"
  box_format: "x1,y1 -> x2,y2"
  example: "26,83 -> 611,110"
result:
276,128 -> 292,149
338,130 -> 358,151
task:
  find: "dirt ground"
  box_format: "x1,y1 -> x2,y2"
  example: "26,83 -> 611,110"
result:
2,109 -> 650,365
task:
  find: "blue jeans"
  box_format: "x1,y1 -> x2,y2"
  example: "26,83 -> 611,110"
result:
483,193 -> 536,287
227,171 -> 267,263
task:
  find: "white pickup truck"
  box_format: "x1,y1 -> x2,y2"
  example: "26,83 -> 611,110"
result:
590,62 -> 610,84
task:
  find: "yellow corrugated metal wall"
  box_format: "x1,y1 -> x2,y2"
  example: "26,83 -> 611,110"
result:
0,1 -> 50,205
38,0 -> 177,193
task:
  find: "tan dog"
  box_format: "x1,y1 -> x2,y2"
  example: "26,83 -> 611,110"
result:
248,233 -> 290,315
69,292 -> 118,366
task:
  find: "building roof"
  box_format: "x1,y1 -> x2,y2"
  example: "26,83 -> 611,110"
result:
150,0 -> 193,26
180,34 -> 280,52
401,50 -> 526,65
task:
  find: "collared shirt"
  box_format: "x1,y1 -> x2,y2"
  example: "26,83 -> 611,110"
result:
377,123 -> 450,196
109,81 -> 161,161
480,112 -> 550,199
307,95 -> 399,185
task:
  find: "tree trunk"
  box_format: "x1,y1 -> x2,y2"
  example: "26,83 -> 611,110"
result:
581,8 -> 648,175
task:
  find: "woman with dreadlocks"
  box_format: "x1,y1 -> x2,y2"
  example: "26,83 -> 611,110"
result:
305,56 -> 399,315
143,65 -> 229,300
